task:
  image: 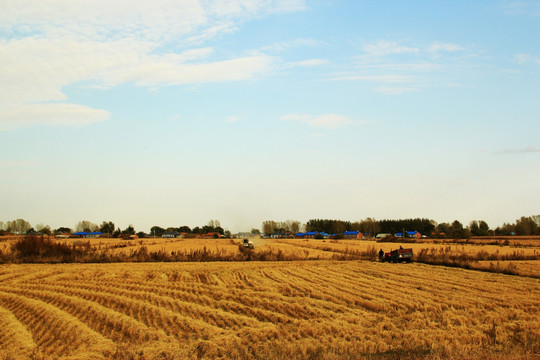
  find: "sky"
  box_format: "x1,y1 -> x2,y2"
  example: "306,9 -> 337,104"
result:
1,0 -> 539,233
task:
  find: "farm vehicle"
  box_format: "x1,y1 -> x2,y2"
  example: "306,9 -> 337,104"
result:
379,248 -> 413,263
242,238 -> 254,249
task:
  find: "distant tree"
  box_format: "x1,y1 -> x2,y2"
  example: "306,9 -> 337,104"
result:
192,226 -> 201,234
224,230 -> 231,238
448,220 -> 470,239
6,219 -> 32,234
532,215 -> 540,227
469,221 -> 480,236
177,226 -> 191,233
0,221 -> 5,231
305,219 -> 352,234
262,221 -> 278,235
207,220 -> 221,228
122,225 -> 136,236
54,227 -> 72,235
75,220 -> 98,233
214,226 -> 224,235
359,217 -> 380,237
99,221 -> 115,235
250,228 -> 261,235
515,216 -> 538,235
479,220 -> 490,236
136,231 -> 146,238
35,224 -> 52,236
150,226 -> 165,237
201,225 -> 214,234
470,220 -> 490,236
435,222 -> 451,238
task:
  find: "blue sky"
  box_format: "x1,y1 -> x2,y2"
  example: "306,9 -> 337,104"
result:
1,0 -> 539,233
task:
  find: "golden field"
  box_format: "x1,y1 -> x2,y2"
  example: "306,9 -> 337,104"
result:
0,260 -> 539,360
1,235 -> 539,276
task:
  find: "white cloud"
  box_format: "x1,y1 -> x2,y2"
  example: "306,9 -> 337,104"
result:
330,39 -> 471,94
362,41 -> 419,57
0,0 -> 304,129
503,1 -> 540,16
329,74 -> 416,83
281,113 -> 361,129
0,104 -> 110,131
428,42 -> 465,53
261,38 -> 319,53
225,116 -> 240,123
512,53 -> 536,64
290,59 -> 328,67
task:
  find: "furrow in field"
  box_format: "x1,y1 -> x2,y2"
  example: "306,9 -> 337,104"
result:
0,284 -> 166,344
0,304 -> 36,359
25,280 -> 281,329
0,290 -> 114,359
50,277 -> 324,324
307,264 -> 448,313
3,281 -> 233,340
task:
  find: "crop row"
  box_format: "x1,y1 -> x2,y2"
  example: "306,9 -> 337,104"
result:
0,261 -> 538,359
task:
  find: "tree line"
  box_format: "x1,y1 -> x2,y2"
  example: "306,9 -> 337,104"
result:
2,215 -> 540,239
0,219 -> 228,238
259,215 -> 540,238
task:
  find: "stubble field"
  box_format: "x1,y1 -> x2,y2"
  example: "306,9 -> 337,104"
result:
0,260 -> 539,360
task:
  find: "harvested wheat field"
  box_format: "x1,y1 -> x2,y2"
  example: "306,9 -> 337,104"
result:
0,261 -> 539,360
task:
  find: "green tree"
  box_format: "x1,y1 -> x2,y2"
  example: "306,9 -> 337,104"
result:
99,221 -> 115,235
515,216 -> 537,235
449,220 -> 470,239
150,226 -> 165,237
469,220 -> 480,236
178,226 -> 191,233
54,227 -> 72,235
478,220 -> 490,236
122,225 -> 136,235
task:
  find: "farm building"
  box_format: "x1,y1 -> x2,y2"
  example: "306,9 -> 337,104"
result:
376,233 -> 392,239
343,231 -> 363,239
72,232 -> 102,238
295,232 -> 330,239
407,231 -> 422,238
395,231 -> 422,238
162,231 -> 180,238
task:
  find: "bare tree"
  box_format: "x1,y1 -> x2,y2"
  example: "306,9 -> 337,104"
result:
6,219 -> 32,234
208,220 -> 221,228
75,220 -> 99,232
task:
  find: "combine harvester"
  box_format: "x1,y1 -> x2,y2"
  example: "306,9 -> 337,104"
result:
242,238 -> 254,249
380,248 -> 413,263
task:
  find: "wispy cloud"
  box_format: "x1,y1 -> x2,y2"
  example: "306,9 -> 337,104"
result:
361,41 -> 419,57
281,113 -> 363,129
290,59 -> 328,67
512,53 -> 540,65
502,1 -> 540,16
496,146 -> 540,154
327,39 -> 473,95
261,38 -> 319,53
0,0 -> 306,130
225,116 -> 240,123
0,104 -> 109,131
428,42 -> 465,53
